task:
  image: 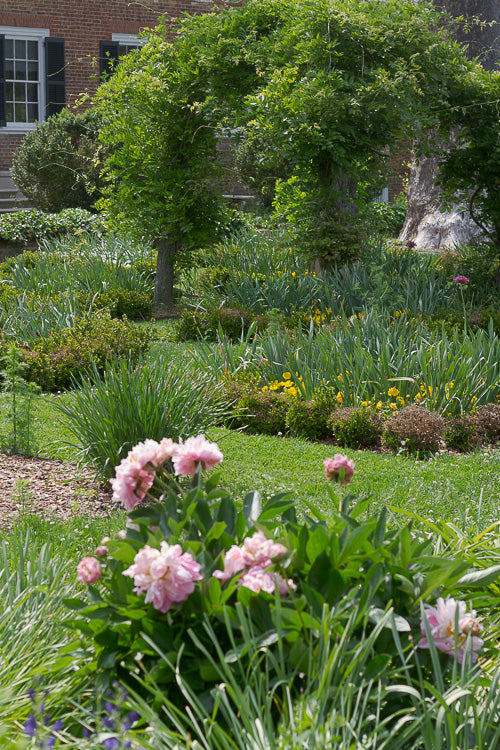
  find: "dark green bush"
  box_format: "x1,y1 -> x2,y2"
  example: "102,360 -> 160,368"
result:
329,407 -> 383,449
175,306 -> 256,342
475,403 -> 500,445
23,311 -> 152,391
383,406 -> 445,455
11,108 -> 109,212
86,289 -> 153,320
436,243 -> 500,301
443,415 -> 478,453
234,389 -> 289,435
286,399 -> 330,440
360,195 -> 408,238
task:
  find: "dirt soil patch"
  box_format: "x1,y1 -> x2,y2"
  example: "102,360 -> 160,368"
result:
0,453 -> 113,529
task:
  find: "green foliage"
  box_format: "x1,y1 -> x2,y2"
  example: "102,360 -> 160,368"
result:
176,306 -> 257,342
11,108 -> 109,213
329,407 -> 383,449
235,389 -> 290,435
361,195 -> 408,238
0,208 -> 106,246
68,458 -> 499,742
0,346 -> 40,456
285,399 -> 330,440
23,311 -> 152,391
87,289 -> 153,320
443,415 -> 478,453
55,359 -> 226,477
383,406 -> 445,455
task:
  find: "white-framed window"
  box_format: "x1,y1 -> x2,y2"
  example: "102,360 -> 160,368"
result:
1,26 -> 49,132
111,33 -> 146,57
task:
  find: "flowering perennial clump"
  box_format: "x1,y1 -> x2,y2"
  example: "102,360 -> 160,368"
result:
419,596 -> 484,663
214,530 -> 294,594
123,542 -> 203,613
110,435 -> 222,511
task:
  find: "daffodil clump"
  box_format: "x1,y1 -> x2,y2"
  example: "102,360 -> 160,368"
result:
262,372 -> 304,398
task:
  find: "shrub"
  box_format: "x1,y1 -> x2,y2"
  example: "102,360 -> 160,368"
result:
360,194 -> 408,238
22,311 -> 152,391
443,415 -> 478,452
11,108 -> 109,212
383,406 -> 445,455
436,243 -> 500,300
235,390 -> 289,435
329,407 -> 383,449
475,403 -> 500,445
85,289 -> 153,320
286,399 -> 330,440
176,306 -> 256,342
0,208 -> 106,246
55,360 -> 225,477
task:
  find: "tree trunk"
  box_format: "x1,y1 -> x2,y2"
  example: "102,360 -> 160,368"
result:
154,237 -> 178,308
400,1 -> 499,250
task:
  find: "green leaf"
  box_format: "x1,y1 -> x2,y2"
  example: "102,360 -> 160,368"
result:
456,565 -> 500,587
243,490 -> 262,526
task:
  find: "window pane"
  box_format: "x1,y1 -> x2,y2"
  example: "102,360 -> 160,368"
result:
27,103 -> 38,123
14,102 -> 26,123
5,59 -> 14,79
27,83 -> 38,103
5,39 -> 13,58
14,61 -> 27,81
27,61 -> 38,81
6,103 -> 13,121
27,41 -> 38,60
15,39 -> 26,59
14,82 -> 26,101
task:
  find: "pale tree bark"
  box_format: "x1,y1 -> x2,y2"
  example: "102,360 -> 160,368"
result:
399,0 -> 499,250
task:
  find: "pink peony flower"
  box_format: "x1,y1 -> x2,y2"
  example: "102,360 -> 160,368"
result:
323,454 -> 355,485
77,556 -> 101,584
172,435 -> 223,477
213,531 -> 292,595
240,566 -> 295,595
419,596 -> 484,664
155,437 -> 177,466
241,531 -> 288,568
453,275 -> 470,285
123,542 -> 202,614
110,439 -> 162,511
213,545 -> 247,582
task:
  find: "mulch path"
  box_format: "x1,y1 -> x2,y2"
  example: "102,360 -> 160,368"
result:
0,453 -> 113,529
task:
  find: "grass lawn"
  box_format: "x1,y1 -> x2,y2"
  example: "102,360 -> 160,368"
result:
26,394 -> 500,531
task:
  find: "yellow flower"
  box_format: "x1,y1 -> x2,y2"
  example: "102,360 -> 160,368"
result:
470,395 -> 477,404
361,400 -> 368,408
336,391 -> 343,404
397,396 -> 405,405
283,372 -> 292,380
376,401 -> 383,409
291,271 -> 296,277
337,374 -> 343,382
388,387 -> 399,397
389,402 -> 397,410
414,393 -> 422,403
262,386 -> 269,392
428,385 -> 433,397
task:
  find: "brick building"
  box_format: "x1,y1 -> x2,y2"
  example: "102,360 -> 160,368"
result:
0,0 -> 220,172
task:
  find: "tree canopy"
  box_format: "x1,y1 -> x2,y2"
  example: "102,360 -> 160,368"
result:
95,0 -> 500,303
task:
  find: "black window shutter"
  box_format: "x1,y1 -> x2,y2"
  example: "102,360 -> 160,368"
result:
100,40 -> 119,78
45,37 -> 65,118
0,35 -> 5,127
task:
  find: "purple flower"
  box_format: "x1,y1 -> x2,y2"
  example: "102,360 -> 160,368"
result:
405,240 -> 417,249
453,275 -> 470,285
24,714 -> 37,736
103,739 -> 121,750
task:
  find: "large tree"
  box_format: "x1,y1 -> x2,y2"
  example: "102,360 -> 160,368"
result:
399,1 -> 500,249
95,0 -> 498,303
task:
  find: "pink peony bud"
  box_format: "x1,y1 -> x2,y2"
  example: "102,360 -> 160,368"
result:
94,545 -> 109,557
77,556 -> 102,584
323,454 -> 355,485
